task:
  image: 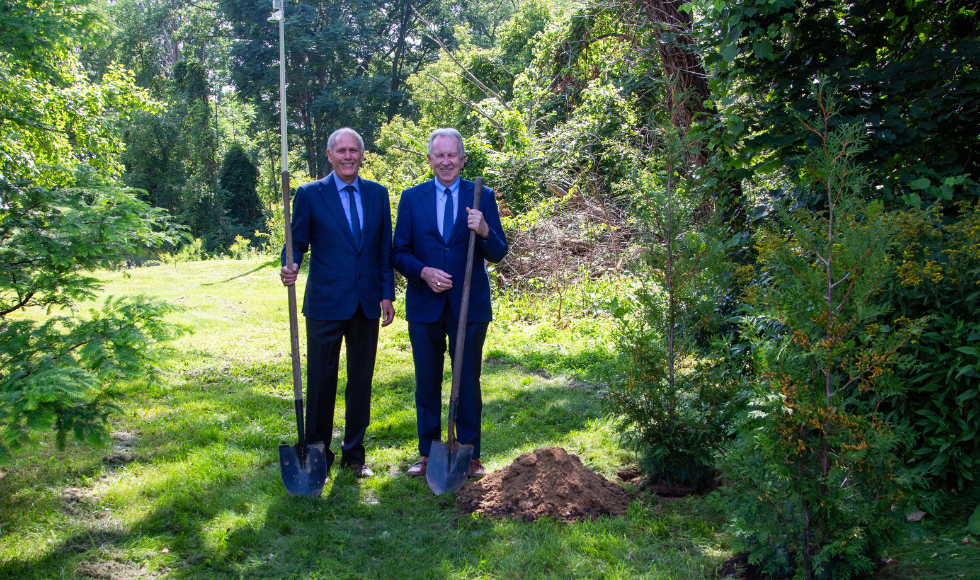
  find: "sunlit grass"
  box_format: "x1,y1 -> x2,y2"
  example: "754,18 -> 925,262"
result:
1,258 -> 976,579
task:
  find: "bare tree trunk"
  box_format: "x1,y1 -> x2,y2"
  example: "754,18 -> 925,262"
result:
637,0 -> 711,166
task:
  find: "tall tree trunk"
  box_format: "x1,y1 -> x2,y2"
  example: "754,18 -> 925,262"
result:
638,0 -> 711,167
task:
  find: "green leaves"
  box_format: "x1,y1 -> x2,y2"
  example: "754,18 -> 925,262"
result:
969,505 -> 980,535
0,296 -> 187,462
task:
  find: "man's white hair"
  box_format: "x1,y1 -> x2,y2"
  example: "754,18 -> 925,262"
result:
327,127 -> 365,152
427,128 -> 465,157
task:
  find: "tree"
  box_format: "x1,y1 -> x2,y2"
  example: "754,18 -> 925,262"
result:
695,0 -> 980,207
1,0 -> 184,461
220,0 -> 456,176
219,142 -> 263,228
722,86 -> 927,579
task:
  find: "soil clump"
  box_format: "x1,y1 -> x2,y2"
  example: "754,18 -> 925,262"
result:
456,447 -> 631,522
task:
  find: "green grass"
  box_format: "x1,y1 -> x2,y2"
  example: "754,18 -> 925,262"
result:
1,258 -> 978,579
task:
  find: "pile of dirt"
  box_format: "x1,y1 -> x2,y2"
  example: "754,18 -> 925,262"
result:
456,447 -> 631,522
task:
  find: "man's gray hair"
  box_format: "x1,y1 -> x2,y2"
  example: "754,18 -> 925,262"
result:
327,127 -> 364,152
427,128 -> 465,157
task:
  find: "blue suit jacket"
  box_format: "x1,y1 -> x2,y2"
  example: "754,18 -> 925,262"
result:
392,178 -> 508,323
282,173 -> 395,321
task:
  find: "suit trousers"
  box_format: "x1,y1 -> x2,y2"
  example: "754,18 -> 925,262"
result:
409,300 -> 488,459
305,304 -> 378,465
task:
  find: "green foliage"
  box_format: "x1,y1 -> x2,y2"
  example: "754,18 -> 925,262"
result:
0,0 -> 187,461
0,296 -> 185,462
0,170 -> 185,461
220,0 -> 456,175
1,171 -> 176,318
608,117 -> 739,488
694,0 -> 980,207
883,201 -> 980,487
218,142 -> 263,228
722,86 -> 928,579
227,234 -> 253,260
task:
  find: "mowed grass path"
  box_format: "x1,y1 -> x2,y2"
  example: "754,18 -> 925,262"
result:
0,259 -> 729,580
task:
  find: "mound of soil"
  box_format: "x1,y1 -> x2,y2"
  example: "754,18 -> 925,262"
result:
456,447 -> 631,522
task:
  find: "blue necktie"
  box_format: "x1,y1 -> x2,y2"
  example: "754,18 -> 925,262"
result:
344,185 -> 360,246
442,188 -> 454,243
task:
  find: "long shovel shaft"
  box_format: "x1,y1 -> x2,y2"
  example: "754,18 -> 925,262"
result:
276,9 -> 329,497
447,177 -> 483,446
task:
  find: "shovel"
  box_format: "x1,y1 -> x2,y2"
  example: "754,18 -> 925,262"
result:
277,164 -> 332,497
427,176 -> 484,495
275,11 -> 330,496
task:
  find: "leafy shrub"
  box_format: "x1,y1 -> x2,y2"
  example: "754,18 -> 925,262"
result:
0,172 -> 185,461
609,120 -> 741,488
721,87 -> 927,578
883,201 -> 980,487
228,234 -> 252,260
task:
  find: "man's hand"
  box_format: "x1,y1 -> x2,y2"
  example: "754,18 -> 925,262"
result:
466,207 -> 489,239
381,299 -> 395,327
421,266 -> 452,293
280,263 -> 299,286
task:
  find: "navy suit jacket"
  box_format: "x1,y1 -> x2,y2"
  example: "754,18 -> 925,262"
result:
282,173 -> 395,321
392,178 -> 508,323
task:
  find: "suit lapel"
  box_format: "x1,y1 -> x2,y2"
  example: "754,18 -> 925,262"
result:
449,179 -> 474,242
316,173 -> 356,248
421,179 -> 439,239
355,176 -> 370,251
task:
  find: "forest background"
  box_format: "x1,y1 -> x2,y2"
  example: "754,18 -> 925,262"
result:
2,0 -> 980,578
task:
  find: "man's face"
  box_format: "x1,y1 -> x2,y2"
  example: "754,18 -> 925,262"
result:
427,135 -> 466,187
327,133 -> 363,184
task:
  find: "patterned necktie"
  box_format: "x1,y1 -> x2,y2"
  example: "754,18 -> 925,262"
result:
344,185 -> 360,246
442,187 -> 454,243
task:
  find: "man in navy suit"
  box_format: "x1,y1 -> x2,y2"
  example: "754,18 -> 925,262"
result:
280,127 -> 395,478
392,128 -> 508,478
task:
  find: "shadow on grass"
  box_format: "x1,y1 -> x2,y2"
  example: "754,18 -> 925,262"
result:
201,258 -> 280,286
0,342 -> 630,580
0,380 -> 494,580
483,344 -> 619,384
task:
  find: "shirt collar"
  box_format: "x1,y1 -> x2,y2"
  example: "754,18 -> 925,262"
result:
332,172 -> 358,193
434,177 -> 460,198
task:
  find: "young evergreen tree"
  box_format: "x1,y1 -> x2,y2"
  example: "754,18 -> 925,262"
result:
0,0 -> 185,462
219,143 -> 263,229
721,85 -> 928,579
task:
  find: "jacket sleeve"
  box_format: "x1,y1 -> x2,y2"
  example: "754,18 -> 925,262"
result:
379,187 -> 396,301
391,190 -> 426,288
479,188 -> 508,263
281,186 -> 310,268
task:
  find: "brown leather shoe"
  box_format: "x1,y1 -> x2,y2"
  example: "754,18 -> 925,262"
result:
407,456 -> 428,477
468,458 -> 485,478
343,463 -> 374,478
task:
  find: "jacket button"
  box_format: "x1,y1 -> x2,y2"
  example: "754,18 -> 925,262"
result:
445,247 -> 449,251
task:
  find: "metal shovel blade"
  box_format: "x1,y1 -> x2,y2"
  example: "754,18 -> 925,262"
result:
279,441 -> 332,497
426,440 -> 474,495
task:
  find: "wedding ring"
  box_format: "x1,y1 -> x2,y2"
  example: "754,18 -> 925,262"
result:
437,282 -> 441,287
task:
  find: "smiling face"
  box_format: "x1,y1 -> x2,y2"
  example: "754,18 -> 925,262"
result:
427,135 -> 466,187
327,132 -> 363,184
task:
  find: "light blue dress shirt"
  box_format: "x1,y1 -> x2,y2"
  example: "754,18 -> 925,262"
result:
332,172 -> 363,231
435,177 -> 459,235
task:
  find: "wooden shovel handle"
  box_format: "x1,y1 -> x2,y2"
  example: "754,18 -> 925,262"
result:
283,171 -> 306,448
446,177 -> 483,447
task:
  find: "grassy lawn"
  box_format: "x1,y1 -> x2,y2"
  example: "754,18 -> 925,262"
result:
1,259 -> 977,579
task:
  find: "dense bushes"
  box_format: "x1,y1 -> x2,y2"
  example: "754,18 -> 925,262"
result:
884,201 -> 980,487
717,93 -> 928,578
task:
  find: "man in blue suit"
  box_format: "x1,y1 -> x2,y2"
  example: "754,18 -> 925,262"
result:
392,128 -> 508,478
280,127 -> 395,478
